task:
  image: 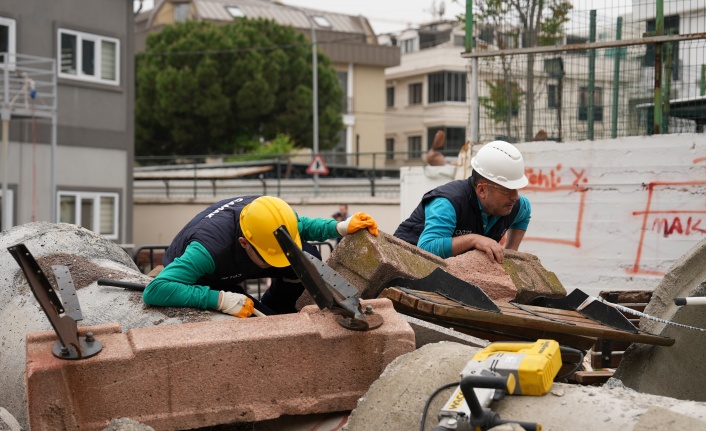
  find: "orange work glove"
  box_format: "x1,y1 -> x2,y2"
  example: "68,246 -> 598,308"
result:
217,291 -> 255,318
336,212 -> 379,237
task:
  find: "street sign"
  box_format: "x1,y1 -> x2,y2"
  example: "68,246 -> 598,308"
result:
306,154 -> 329,175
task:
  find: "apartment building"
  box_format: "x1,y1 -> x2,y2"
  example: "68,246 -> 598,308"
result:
0,0 -> 135,244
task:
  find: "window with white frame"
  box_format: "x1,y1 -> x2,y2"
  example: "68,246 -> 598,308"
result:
58,28 -> 120,85
408,136 -> 422,159
312,16 -> 331,28
226,6 -> 244,18
173,3 -> 190,22
401,38 -> 416,54
385,137 -> 395,160
409,83 -> 422,105
58,191 -> 119,239
386,86 -> 395,108
0,16 -> 17,69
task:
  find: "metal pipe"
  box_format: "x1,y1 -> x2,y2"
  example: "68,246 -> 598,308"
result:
466,0 -> 479,145
611,17 -> 623,139
653,0 -> 664,134
306,13 -> 320,197
1,115 -> 9,230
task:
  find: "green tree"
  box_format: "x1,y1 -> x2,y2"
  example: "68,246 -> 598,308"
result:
480,79 -> 524,124
136,19 -> 343,157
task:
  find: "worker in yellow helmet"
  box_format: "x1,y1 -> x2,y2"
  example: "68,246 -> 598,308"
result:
142,196 -> 378,317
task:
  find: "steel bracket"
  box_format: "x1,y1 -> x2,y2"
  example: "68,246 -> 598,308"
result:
8,243 -> 102,360
273,226 -> 383,331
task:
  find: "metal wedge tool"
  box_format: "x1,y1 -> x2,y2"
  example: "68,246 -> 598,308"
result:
273,225 -> 383,331
384,268 -> 500,313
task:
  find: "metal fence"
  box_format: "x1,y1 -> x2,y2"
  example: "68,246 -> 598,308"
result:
464,0 -> 706,143
134,152 -> 409,199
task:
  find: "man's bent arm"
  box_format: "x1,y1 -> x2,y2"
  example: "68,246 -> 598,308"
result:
142,241 -> 220,309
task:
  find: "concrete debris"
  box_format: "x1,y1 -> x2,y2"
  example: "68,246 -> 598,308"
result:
3,222 -> 706,431
327,231 -> 447,299
0,222 -> 230,430
614,236 -> 706,401
344,342 -> 706,431
326,231 -> 565,306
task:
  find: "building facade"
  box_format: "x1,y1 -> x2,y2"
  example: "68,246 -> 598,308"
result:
0,0 -> 135,245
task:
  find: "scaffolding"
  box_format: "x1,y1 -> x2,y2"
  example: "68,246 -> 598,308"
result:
0,53 -> 57,229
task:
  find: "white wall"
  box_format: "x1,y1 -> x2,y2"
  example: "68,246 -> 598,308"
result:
401,134 -> 706,297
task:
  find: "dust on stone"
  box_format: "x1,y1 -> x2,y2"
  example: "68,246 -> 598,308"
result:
21,253 -> 213,324
12,253 -> 137,295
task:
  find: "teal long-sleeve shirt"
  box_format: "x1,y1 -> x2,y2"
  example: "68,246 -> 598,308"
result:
142,215 -> 341,309
417,196 -> 531,258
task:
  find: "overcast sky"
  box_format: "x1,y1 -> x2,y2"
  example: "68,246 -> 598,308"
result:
136,1 -> 634,35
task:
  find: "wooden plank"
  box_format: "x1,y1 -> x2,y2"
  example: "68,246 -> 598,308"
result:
593,339 -> 631,351
571,371 -> 615,385
599,290 -> 652,304
380,288 -> 674,348
591,351 -> 624,368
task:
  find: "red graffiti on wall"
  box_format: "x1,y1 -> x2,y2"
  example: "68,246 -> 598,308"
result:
521,163 -> 589,247
525,164 -> 590,188
651,215 -> 706,237
629,180 -> 706,276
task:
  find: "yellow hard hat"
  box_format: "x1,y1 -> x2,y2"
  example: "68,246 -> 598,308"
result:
239,196 -> 302,267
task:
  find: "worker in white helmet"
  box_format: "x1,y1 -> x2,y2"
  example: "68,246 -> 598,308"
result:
394,140 -> 530,264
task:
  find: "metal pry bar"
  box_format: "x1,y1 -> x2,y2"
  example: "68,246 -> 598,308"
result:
272,225 -> 383,331
8,243 -> 102,359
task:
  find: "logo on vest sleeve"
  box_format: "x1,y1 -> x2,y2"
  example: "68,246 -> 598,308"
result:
206,198 -> 244,219
454,229 -> 474,236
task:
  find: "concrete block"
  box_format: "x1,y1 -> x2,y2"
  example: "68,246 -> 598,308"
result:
25,299 -> 415,431
614,237 -> 706,401
502,250 -> 566,303
327,231 -> 565,306
327,231 -> 446,299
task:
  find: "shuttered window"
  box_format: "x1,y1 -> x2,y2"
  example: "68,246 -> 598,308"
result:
58,29 -> 119,85
58,192 -> 119,239
0,16 -> 16,69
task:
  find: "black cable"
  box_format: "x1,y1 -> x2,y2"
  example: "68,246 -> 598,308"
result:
556,345 -> 585,380
419,381 -> 459,431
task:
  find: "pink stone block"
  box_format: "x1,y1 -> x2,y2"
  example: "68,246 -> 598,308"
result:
25,299 -> 415,431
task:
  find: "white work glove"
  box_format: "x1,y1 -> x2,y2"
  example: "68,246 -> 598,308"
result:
217,291 -> 255,318
336,212 -> 379,237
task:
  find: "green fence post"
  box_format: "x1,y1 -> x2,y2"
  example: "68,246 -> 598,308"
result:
653,0 -> 664,134
611,17 -> 623,139
588,10 -> 596,141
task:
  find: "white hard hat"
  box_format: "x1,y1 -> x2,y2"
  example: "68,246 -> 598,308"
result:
471,140 -> 529,189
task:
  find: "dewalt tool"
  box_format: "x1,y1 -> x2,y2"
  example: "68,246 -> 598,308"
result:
427,340 -> 567,431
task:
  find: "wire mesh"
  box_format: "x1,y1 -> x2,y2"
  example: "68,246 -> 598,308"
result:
468,0 -> 706,142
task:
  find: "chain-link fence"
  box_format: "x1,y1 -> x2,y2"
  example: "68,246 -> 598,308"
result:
465,0 -> 706,143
